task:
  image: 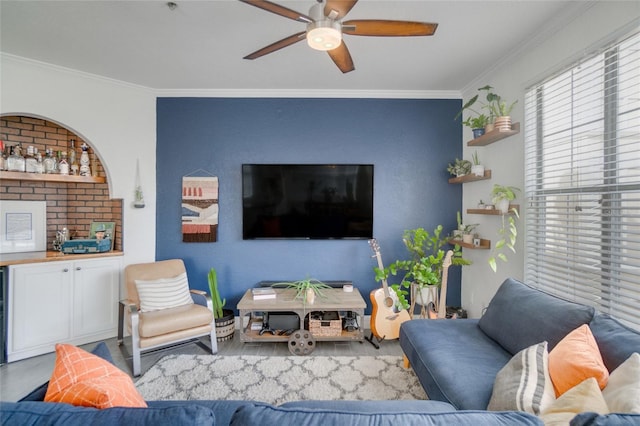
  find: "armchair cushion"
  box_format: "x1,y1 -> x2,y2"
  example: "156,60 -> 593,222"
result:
138,303 -> 213,338
135,272 -> 193,312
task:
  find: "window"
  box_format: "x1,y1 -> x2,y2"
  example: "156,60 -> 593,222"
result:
524,31 -> 640,329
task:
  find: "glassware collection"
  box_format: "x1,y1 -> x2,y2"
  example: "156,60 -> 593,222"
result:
0,138 -> 93,176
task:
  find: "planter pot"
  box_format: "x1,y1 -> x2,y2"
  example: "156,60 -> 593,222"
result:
494,116 -> 512,131
472,128 -> 485,139
415,285 -> 439,307
306,288 -> 316,304
495,198 -> 510,214
485,122 -> 495,133
215,308 -> 235,342
462,233 -> 474,244
471,164 -> 485,177
452,230 -> 462,239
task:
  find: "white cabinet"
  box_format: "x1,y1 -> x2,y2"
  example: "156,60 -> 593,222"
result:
7,257 -> 122,362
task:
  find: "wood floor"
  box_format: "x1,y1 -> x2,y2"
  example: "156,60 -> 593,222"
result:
0,328 -> 403,402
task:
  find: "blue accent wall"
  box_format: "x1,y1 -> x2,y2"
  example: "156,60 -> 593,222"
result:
156,97 -> 462,314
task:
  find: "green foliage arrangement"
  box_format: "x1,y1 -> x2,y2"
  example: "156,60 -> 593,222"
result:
208,267 -> 226,319
272,277 -> 332,303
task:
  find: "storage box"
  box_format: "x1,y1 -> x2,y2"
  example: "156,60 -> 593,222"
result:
308,311 -> 342,337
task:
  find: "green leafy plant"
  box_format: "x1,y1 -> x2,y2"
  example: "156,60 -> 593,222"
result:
462,113 -> 490,130
447,158 -> 472,177
374,226 -> 471,295
207,267 -> 226,319
472,151 -> 480,166
488,208 -> 520,273
272,277 -> 332,303
455,85 -> 518,123
491,184 -> 520,205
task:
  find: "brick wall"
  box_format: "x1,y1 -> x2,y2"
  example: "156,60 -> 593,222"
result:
1,115 -> 123,251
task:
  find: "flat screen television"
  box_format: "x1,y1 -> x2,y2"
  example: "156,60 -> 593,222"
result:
242,164 -> 374,239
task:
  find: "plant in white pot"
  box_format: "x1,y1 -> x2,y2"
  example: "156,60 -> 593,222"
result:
447,158 -> 472,178
471,151 -> 485,177
491,184 -> 519,214
272,277 -> 332,305
456,85 -> 517,132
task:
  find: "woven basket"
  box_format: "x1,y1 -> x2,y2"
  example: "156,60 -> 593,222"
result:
309,317 -> 342,337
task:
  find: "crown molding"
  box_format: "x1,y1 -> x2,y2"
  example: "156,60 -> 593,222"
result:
154,88 -> 461,100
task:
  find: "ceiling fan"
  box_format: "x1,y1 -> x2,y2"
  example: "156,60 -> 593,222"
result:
239,0 -> 438,73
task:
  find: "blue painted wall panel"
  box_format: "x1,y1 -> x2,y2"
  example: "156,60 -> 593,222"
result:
156,97 -> 462,314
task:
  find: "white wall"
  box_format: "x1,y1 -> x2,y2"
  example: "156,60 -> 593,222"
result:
460,2 -> 640,317
0,54 -> 157,268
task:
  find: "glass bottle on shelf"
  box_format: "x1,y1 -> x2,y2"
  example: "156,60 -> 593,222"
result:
43,148 -> 56,173
79,142 -> 91,176
8,144 -> 26,172
25,145 -> 39,173
35,150 -> 44,174
0,141 -> 5,171
69,139 -> 78,175
58,151 -> 70,175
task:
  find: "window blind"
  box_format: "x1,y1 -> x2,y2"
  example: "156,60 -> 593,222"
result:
524,31 -> 640,329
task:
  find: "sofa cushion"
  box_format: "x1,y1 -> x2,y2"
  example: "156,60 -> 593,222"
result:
281,400 -> 456,412
148,400 -> 263,426
540,378 -> 609,426
400,318 -> 512,410
548,325 -> 609,397
44,343 -> 147,408
571,412 -> 640,426
478,278 -> 595,355
19,342 -> 114,402
487,341 -> 555,415
230,403 -> 544,425
589,312 -> 640,372
0,401 -> 216,426
602,353 -> 640,413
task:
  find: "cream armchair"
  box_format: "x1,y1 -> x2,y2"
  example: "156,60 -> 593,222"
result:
117,259 -> 218,376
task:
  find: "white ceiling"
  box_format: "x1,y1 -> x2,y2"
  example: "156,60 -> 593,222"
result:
1,1 -> 592,94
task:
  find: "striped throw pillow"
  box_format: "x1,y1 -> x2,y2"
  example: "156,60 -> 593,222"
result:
487,341 -> 556,415
135,272 -> 194,312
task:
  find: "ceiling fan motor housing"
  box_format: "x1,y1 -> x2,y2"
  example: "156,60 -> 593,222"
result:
306,2 -> 342,51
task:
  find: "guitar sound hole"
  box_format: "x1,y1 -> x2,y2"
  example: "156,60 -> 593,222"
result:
384,297 -> 394,308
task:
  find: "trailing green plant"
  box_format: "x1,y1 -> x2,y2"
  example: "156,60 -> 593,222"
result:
272,277 -> 332,303
488,208 -> 520,273
455,85 -> 518,123
207,267 -> 226,319
491,184 -> 520,204
447,158 -> 472,177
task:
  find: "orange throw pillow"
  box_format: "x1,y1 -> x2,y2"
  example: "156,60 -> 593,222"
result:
548,324 -> 609,397
44,343 -> 147,409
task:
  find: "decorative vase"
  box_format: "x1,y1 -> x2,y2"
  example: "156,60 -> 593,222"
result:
306,288 -> 316,304
494,116 -> 512,132
496,198 -> 510,214
462,233 -> 474,244
471,164 -> 485,177
472,128 -> 485,139
415,285 -> 438,307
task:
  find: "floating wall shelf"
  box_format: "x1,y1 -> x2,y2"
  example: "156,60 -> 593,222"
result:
0,171 -> 106,184
448,169 -> 491,184
467,122 -> 521,147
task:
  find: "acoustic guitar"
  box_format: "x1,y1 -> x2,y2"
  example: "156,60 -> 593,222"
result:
368,239 -> 411,340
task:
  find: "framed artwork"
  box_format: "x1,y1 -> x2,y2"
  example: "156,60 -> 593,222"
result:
182,176 -> 218,242
0,200 -> 47,254
89,221 -> 116,251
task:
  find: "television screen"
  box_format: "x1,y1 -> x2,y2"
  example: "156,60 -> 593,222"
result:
242,164 -> 374,239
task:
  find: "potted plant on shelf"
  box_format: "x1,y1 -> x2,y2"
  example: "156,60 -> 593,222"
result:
208,267 -> 236,341
453,211 -> 479,244
272,277 -> 332,305
375,226 -> 471,307
491,184 -> 519,214
471,151 -> 485,177
455,85 -> 518,132
447,158 -> 472,178
462,114 -> 491,139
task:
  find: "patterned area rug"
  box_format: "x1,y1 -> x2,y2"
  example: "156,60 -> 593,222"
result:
135,355 -> 427,404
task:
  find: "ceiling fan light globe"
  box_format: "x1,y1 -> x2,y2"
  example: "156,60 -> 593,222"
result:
306,21 -> 342,51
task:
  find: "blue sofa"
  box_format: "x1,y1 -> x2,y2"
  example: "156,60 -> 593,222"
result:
400,278 -> 640,424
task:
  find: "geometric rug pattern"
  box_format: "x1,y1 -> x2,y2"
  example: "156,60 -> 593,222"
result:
135,355 -> 427,405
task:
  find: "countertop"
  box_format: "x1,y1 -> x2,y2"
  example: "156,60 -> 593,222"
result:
0,250 -> 124,267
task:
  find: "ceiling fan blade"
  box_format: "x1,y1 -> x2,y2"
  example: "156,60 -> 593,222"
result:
327,42 -> 355,74
244,32 -> 307,60
238,0 -> 312,23
342,20 -> 438,36
324,0 -> 358,19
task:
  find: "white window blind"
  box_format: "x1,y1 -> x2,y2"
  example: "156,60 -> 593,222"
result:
524,31 -> 640,329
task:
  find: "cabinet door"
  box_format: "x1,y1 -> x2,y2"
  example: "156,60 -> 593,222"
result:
8,262 -> 73,359
72,257 -> 121,338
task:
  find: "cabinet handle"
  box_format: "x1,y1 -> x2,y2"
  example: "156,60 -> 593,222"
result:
76,267 -> 81,271
63,268 -> 69,272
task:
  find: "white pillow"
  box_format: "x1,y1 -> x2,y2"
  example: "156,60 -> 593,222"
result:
540,377 -> 609,426
135,272 -> 194,312
487,341 -> 555,415
602,352 -> 640,413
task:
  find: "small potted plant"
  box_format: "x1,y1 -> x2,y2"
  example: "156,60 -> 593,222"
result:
272,277 -> 332,304
471,151 -> 485,177
447,158 -> 472,178
456,85 -> 517,132
462,114 -> 490,138
208,267 -> 236,341
491,184 -> 519,214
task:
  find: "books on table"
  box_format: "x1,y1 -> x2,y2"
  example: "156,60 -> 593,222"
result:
252,287 -> 276,300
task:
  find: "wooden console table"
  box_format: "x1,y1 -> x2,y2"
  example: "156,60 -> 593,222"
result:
237,287 -> 366,346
